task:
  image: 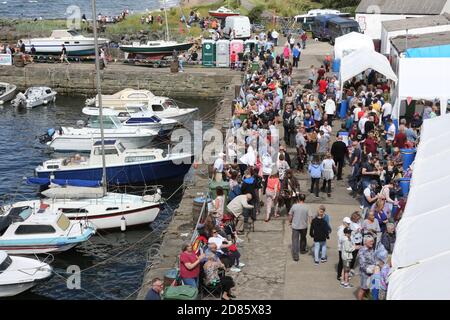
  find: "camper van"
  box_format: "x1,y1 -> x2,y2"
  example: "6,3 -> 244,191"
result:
223,16 -> 251,40
295,9 -> 350,32
327,17 -> 361,44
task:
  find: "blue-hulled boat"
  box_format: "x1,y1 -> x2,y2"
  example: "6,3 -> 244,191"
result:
35,140 -> 193,185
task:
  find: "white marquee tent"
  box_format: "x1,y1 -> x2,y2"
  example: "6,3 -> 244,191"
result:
388,112 -> 450,300
339,48 -> 398,93
392,57 -> 450,119
334,32 -> 375,60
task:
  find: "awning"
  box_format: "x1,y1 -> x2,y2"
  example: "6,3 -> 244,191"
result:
340,48 -> 398,84
334,32 -> 375,60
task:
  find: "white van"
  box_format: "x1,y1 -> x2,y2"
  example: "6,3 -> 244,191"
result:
223,16 -> 251,40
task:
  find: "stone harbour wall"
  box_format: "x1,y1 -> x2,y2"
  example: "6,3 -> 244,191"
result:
0,64 -> 237,99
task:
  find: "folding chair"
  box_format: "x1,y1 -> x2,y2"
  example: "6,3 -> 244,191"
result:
200,279 -> 222,300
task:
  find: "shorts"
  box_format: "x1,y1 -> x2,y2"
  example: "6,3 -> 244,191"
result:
343,260 -> 351,272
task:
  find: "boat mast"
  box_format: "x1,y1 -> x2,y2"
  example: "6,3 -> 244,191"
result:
163,0 -> 170,41
91,0 -> 107,196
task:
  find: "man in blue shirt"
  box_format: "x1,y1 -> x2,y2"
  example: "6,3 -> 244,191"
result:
304,113 -> 315,133
145,278 -> 163,300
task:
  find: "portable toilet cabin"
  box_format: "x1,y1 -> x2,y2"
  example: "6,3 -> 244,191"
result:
244,39 -> 258,54
216,39 -> 230,68
230,39 -> 244,60
202,39 -> 216,67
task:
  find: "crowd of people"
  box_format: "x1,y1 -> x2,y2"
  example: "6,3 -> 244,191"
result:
145,26 -> 429,300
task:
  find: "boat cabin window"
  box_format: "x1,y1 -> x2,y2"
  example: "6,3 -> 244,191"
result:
15,225 -> 56,235
118,112 -> 130,118
106,207 -> 119,211
0,256 -> 12,273
88,116 -> 121,129
47,165 -> 60,169
151,105 -> 164,112
94,147 -> 119,156
162,99 -> 178,109
125,155 -> 156,163
45,89 -> 52,94
128,93 -> 148,99
61,208 -> 88,214
8,206 -> 32,222
67,30 -> 80,36
117,143 -> 126,153
57,214 -> 70,231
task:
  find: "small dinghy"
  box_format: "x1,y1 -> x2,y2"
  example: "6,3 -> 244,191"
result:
11,87 -> 57,108
0,250 -> 53,297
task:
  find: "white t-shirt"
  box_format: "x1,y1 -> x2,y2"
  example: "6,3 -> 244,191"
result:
319,125 -> 332,136
359,117 -> 368,134
387,123 -> 396,141
262,153 -> 274,175
271,30 -> 279,39
213,158 -> 224,172
353,107 -> 362,121
208,235 -> 226,253
382,103 -> 392,117
325,99 -> 336,115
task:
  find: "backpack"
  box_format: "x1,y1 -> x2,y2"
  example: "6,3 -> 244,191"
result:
289,116 -> 297,130
228,184 -> 242,202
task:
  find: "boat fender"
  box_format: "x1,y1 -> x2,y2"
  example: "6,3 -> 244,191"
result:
120,216 -> 127,232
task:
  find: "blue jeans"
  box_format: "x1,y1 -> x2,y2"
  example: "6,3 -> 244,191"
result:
314,241 -> 327,262
182,277 -> 198,288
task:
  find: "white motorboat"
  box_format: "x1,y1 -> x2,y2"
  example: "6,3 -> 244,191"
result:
0,206 -> 95,254
9,185 -> 163,231
35,140 -> 193,185
85,88 -> 198,124
0,251 -> 53,297
21,29 -> 109,56
0,82 -> 17,105
11,87 -> 57,109
83,106 -> 178,135
41,113 -> 158,152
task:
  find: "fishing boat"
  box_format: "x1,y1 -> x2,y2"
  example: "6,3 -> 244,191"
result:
85,89 -> 198,124
209,6 -> 240,19
21,29 -> 109,56
35,140 -> 193,185
11,87 -> 57,109
0,206 -> 95,254
0,251 -> 53,297
82,106 -> 178,136
41,113 -> 158,152
0,82 -> 17,105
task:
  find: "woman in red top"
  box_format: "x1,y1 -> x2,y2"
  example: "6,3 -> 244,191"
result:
179,243 -> 205,288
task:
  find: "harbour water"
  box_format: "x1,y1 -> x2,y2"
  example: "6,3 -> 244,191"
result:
0,95 -> 216,300
0,0 -> 179,19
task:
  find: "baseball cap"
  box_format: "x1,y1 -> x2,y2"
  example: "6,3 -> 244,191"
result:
343,217 -> 351,224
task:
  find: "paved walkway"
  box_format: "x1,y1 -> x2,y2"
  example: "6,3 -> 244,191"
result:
232,40 -> 362,300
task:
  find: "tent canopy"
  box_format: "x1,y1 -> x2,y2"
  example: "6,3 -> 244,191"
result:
339,48 -> 398,84
388,112 -> 450,300
334,32 -> 375,60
